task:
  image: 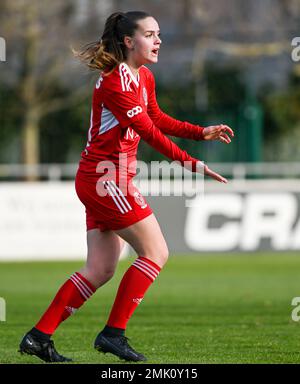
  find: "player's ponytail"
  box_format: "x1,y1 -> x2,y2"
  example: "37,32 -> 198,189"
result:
73,11 -> 151,74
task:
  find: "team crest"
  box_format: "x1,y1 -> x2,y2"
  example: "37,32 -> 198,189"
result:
143,87 -> 148,106
133,191 -> 147,209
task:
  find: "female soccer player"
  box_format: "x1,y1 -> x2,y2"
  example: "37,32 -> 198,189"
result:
19,11 -> 233,363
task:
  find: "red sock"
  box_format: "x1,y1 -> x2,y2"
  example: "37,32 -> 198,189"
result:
35,272 -> 96,335
106,257 -> 161,330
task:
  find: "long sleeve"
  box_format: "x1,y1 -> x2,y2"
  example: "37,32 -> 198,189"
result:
131,114 -> 199,171
103,86 -> 200,171
147,72 -> 205,141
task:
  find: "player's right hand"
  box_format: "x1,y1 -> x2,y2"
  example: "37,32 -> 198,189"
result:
204,165 -> 228,183
196,161 -> 228,183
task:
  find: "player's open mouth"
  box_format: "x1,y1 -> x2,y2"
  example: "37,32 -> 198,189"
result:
151,49 -> 159,56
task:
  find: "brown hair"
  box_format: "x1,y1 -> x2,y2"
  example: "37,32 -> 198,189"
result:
73,11 -> 151,74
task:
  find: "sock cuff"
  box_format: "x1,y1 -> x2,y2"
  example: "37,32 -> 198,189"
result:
75,272 -> 96,292
69,272 -> 96,300
132,257 -> 161,282
138,256 -> 161,272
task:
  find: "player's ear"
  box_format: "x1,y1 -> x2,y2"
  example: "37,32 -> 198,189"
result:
124,36 -> 134,50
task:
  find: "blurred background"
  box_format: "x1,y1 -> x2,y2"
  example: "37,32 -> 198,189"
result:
0,0 -> 300,259
2,0 -> 300,365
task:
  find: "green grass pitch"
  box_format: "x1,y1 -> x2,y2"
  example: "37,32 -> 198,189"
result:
1,253 -> 300,364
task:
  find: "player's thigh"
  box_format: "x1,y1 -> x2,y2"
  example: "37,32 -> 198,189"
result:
114,213 -> 169,268
85,229 -> 124,278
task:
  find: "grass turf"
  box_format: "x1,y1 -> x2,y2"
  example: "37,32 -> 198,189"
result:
1,252 -> 300,364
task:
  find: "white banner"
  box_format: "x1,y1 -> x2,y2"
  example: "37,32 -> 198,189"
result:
0,182 -> 128,261
1,180 -> 300,259
185,192 -> 300,251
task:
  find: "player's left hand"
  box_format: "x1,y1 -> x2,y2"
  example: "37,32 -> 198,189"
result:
202,125 -> 234,143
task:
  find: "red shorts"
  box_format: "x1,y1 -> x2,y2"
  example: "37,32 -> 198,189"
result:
75,171 -> 153,232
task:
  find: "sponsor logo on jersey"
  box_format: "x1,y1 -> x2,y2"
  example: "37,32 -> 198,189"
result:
125,127 -> 139,140
133,191 -> 147,209
127,106 -> 142,118
143,87 -> 148,106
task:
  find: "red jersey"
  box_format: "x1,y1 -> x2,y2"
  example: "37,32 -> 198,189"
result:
78,63 -> 204,182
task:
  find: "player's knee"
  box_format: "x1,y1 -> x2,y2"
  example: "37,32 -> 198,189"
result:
81,267 -> 115,289
159,244 -> 169,267
144,243 -> 169,268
